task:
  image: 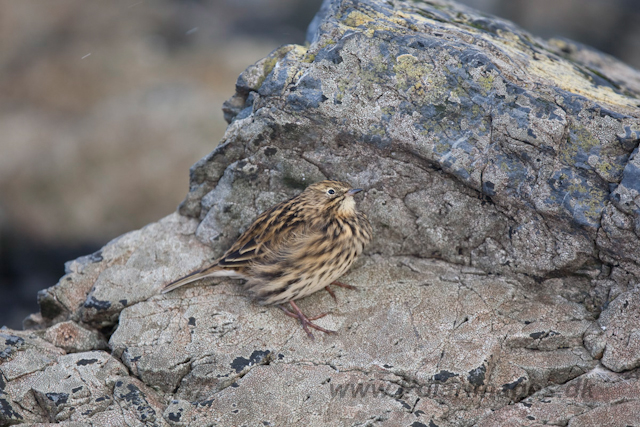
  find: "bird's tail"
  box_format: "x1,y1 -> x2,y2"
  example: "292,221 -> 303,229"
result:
161,264 -> 240,294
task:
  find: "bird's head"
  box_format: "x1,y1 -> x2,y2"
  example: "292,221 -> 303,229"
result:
302,180 -> 363,217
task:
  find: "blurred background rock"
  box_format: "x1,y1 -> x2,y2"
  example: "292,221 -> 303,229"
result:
1,0 -> 639,329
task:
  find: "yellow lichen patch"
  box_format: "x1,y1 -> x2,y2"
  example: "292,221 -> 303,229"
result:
381,105 -> 395,117
567,183 -> 588,196
302,53 -> 316,63
341,9 -> 407,35
567,183 -> 607,224
384,10 -> 421,32
560,124 -> 599,166
593,160 -> 624,182
255,45 -> 308,89
320,38 -> 337,49
393,54 -> 436,98
434,138 -> 452,155
335,77 -> 350,101
368,123 -> 387,137
485,36 -> 639,109
279,46 -> 312,89
499,160 -> 512,173
529,55 -> 637,108
495,29 -> 523,44
343,10 -> 377,28
476,73 -> 495,93
362,4 -> 638,111
395,10 -> 457,33
256,56 -> 280,88
288,44 -> 309,58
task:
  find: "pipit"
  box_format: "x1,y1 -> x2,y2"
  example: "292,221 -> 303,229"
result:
162,180 -> 372,339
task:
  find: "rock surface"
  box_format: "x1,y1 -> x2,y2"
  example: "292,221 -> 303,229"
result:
3,0 -> 640,425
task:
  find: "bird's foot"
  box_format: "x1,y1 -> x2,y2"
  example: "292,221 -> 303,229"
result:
279,301 -> 335,340
331,280 -> 357,290
324,280 -> 357,302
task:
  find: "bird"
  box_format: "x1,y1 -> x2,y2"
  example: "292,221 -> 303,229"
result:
162,180 -> 372,339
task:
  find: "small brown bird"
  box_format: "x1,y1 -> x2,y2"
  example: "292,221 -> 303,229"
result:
162,180 -> 372,339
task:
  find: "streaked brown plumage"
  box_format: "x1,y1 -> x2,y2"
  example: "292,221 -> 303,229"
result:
162,180 -> 372,338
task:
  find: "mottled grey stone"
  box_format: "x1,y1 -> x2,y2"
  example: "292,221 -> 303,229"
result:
43,321 -> 107,354
598,287 -> 640,372
477,367 -> 640,427
110,256 -> 597,420
1,348 -> 167,425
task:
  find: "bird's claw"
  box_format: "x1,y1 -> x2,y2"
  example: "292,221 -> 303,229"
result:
279,301 -> 335,339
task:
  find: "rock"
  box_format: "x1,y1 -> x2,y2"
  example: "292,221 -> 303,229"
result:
43,321 -> 108,354
2,346 -> 167,425
598,287 -> 640,372
163,363 -> 444,426
1,331 -> 65,383
109,257 -> 597,406
3,0 -> 640,425
476,366 -> 640,427
583,323 -> 606,360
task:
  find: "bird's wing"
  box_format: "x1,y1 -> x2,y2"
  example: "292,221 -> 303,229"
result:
241,226 -> 332,304
162,196 -> 309,294
216,198 -> 308,270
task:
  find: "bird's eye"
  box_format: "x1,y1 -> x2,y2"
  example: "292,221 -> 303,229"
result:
327,188 -> 335,195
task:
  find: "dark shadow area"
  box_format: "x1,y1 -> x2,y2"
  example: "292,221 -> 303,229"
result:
0,230 -> 101,329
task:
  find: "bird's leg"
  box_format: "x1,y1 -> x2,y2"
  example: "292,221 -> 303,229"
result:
324,285 -> 337,302
278,305 -> 327,321
323,280 -> 357,302
331,280 -> 357,290
279,301 -> 335,340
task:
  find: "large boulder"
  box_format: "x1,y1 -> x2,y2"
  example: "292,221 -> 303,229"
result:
3,0 -> 640,425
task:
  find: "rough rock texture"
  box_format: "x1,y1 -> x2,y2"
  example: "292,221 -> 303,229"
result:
3,0 -> 640,425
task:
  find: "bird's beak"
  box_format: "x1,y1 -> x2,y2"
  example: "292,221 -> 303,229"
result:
346,188 -> 363,197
